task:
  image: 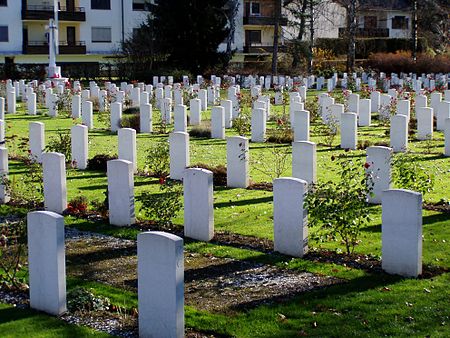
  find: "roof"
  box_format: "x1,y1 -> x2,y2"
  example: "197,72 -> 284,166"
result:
359,0 -> 412,10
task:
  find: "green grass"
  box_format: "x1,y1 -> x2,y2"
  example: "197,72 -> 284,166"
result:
2,88 -> 450,336
0,303 -> 110,337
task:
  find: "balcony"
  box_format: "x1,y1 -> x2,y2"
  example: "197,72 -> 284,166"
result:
338,27 -> 390,38
243,45 -> 287,54
22,2 -> 86,21
243,16 -> 288,26
23,41 -> 86,55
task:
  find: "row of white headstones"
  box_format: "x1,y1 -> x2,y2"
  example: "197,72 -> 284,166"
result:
0,79 -> 448,338
2,80 -> 450,154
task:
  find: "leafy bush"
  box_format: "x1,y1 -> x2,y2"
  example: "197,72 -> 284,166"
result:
189,126 -> 212,138
267,116 -> 293,144
123,107 -> 140,115
3,160 -> 43,208
65,196 -> 89,217
137,179 -> 183,226
365,52 -> 450,74
67,287 -> 111,313
145,141 -> 170,177
392,152 -> 434,196
189,163 -> 227,186
87,154 -> 118,172
305,155 -> 374,255
232,111 -> 251,136
121,113 -> 140,132
0,218 -> 28,290
45,131 -> 72,160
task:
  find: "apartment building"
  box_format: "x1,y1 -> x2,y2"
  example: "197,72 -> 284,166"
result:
0,0 -> 149,66
337,0 -> 413,39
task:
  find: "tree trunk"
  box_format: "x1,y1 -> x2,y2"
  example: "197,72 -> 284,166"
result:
346,0 -> 357,73
411,0 -> 418,61
292,0 -> 308,68
272,0 -> 282,75
307,0 -> 314,74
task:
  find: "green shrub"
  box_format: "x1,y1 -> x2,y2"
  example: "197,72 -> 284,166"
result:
137,179 -> 183,226
45,131 -> 72,161
145,141 -> 170,177
189,126 -> 212,138
67,287 -> 111,313
305,154 -> 374,255
87,154 -> 118,172
121,113 -> 140,132
189,163 -> 227,186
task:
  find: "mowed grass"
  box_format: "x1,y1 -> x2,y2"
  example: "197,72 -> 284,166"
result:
0,303 -> 110,337
2,89 -> 450,336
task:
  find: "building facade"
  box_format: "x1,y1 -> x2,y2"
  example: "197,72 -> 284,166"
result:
0,0 -> 149,66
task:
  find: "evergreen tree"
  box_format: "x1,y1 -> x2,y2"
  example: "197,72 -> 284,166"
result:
121,0 -> 233,76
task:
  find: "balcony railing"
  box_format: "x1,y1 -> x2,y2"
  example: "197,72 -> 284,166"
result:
22,3 -> 86,21
338,27 -> 390,38
243,16 -> 288,26
243,45 -> 287,54
23,41 -> 86,55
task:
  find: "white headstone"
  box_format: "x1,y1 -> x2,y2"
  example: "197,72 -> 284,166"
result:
0,147 -> 10,203
445,118 -> 450,157
0,97 -> 4,120
7,90 -> 16,114
189,98 -> 202,126
183,168 -> 214,241
82,101 -> 94,129
169,132 -> 190,180
28,211 -> 66,315
107,159 -> 135,226
340,112 -> 357,149
29,122 -> 45,163
273,177 -> 308,257
110,102 -> 122,133
416,107 -> 433,140
293,110 -> 310,142
118,128 -> 137,173
71,125 -> 88,170
27,92 -> 37,115
211,106 -> 225,139
138,232 -> 184,338
226,136 -> 249,188
140,103 -> 153,133
436,101 -> 450,131
161,98 -> 172,125
366,146 -> 392,204
251,108 -> 266,143
390,114 -> 408,152
42,152 -> 67,214
359,98 -> 371,126
221,99 -> 233,128
174,105 -> 187,133
370,91 -> 380,113
292,141 -> 316,184
382,189 -> 422,277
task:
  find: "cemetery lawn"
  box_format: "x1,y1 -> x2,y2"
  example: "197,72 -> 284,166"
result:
0,303 -> 110,337
1,92 -> 449,337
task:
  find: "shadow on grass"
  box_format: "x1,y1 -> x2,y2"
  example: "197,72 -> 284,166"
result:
214,196 -> 273,209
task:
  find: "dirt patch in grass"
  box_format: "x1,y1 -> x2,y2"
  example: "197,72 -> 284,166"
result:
65,231 -> 342,313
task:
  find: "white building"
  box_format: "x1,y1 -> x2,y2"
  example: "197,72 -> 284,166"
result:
0,0 -> 149,66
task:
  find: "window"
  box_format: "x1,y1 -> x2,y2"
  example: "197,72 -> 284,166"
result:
250,2 -> 261,16
0,0 -> 7,7
0,26 -> 8,42
92,27 -> 111,43
364,16 -> 377,29
91,0 -> 110,10
392,16 -> 408,30
247,30 -> 261,44
133,0 -> 150,11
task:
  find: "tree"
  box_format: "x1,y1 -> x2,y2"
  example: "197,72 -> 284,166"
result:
417,0 -> 449,54
120,0 -> 235,77
272,0 -> 282,75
